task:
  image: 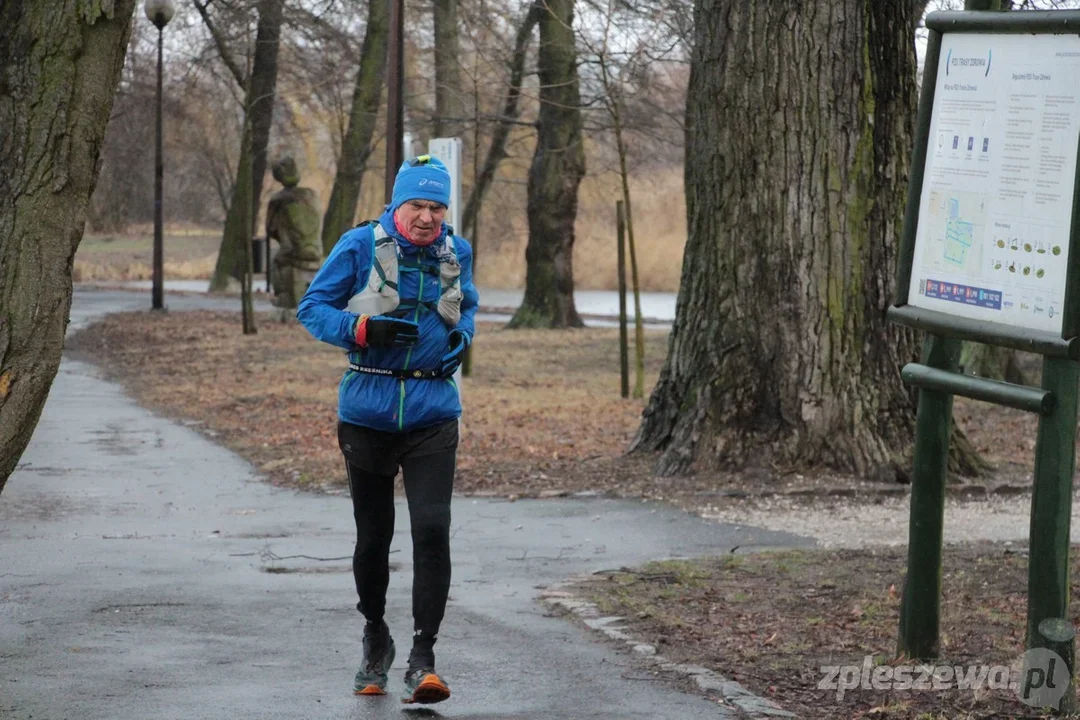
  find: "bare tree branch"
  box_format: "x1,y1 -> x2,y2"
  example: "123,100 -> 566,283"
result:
461,1 -> 543,240
193,0 -> 247,87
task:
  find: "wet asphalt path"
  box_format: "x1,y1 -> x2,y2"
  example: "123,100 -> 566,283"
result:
0,290 -> 810,719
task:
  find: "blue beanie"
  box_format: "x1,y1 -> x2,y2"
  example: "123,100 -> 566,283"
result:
391,155 -> 452,210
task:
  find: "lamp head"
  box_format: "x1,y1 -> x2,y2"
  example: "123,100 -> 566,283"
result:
144,0 -> 175,29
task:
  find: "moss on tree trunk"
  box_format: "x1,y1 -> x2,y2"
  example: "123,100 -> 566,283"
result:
633,0 -> 985,481
247,0 -> 284,237
0,0 -> 138,494
320,0 -> 388,252
209,0 -> 284,291
509,0 -> 585,329
212,121 -> 255,292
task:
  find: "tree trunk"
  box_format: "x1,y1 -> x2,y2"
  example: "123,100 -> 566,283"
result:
961,342 -> 1031,386
633,0 -> 934,480
239,113 -> 257,335
320,0 -> 389,252
209,0 -> 284,291
460,2 -> 540,242
433,0 -> 464,139
248,0 -> 284,233
211,117 -> 253,291
616,115 -> 646,398
0,0 -> 137,495
509,0 -> 585,329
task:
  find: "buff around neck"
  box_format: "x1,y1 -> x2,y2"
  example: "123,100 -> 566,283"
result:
393,207 -> 437,247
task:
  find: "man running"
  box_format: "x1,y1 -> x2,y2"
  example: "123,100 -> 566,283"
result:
297,155 -> 478,704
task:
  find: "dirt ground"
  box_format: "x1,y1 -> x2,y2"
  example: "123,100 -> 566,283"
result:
577,544 -> 1080,719
66,311 -> 673,496
65,308 -> 1051,503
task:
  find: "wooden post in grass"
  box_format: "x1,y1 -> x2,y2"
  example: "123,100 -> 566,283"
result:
617,201 -> 629,398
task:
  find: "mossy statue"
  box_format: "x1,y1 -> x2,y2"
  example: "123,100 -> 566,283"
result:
266,156 -> 323,310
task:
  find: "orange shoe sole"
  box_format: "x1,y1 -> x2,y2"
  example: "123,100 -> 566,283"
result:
402,673 -> 451,704
355,684 -> 386,696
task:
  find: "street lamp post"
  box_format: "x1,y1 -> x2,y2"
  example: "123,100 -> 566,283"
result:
145,0 -> 175,311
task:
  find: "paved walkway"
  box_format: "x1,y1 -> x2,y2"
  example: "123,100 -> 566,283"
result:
0,290 -> 808,719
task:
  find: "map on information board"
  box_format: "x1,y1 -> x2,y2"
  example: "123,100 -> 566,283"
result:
908,32 -> 1080,334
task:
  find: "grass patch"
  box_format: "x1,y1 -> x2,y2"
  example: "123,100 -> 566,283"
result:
75,230 -> 220,281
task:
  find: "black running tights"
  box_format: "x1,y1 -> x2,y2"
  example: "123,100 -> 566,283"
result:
344,428 -> 455,649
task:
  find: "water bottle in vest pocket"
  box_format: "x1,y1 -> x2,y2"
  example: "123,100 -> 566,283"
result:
346,225 -> 400,317
437,258 -> 463,327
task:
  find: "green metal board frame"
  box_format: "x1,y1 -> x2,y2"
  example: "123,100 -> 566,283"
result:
893,17 -> 1080,705
893,10 -> 1080,350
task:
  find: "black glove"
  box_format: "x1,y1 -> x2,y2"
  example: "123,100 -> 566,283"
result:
358,315 -> 419,348
440,330 -> 470,377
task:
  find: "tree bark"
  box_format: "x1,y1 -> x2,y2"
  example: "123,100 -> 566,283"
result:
460,2 -> 540,242
0,0 -> 137,495
509,0 -> 585,329
961,342 -> 1031,386
209,0 -> 284,291
320,0 -> 389,253
633,0 -> 939,480
433,0 -> 464,139
238,113 -> 256,335
193,0 -> 246,87
248,0 -> 284,235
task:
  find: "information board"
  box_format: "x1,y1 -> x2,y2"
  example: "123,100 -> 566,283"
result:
909,33 -> 1080,334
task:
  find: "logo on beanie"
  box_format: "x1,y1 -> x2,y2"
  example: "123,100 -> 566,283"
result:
418,178 -> 445,189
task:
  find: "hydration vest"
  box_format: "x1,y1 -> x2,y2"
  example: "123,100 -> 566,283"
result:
345,221 -> 463,327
